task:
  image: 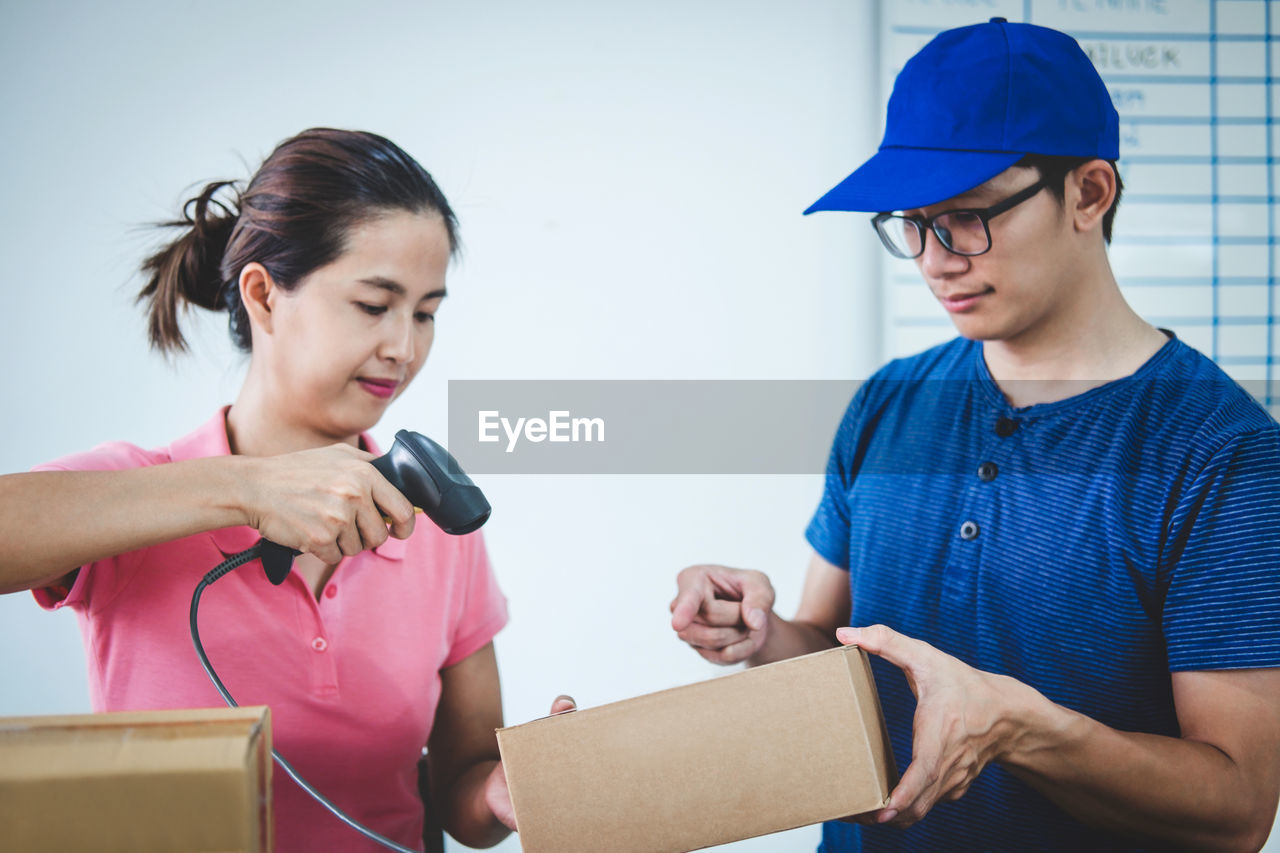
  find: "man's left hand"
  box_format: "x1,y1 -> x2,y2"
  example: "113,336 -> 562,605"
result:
838,624 -> 1035,827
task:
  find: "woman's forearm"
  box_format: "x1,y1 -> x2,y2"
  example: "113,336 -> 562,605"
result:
0,459 -> 252,593
442,759 -> 508,849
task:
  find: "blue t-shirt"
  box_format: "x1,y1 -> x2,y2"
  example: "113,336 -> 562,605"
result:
806,334 -> 1280,853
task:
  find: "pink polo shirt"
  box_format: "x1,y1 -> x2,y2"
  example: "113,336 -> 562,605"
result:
33,408 -> 509,853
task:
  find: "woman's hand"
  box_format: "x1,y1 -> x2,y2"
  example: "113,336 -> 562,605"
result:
239,444 -> 416,564
484,695 -> 578,831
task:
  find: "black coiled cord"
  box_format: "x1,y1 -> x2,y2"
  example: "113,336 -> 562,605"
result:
190,542 -> 420,853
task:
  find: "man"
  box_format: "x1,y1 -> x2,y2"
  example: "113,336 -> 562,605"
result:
670,18 -> 1280,852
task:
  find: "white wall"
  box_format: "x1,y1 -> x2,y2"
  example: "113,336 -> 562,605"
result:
0,2 -> 879,851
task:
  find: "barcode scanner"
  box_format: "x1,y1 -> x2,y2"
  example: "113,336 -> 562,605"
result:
190,430 -> 490,853
258,430 -> 491,584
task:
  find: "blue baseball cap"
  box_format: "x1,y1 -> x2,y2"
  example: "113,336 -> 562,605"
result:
804,17 -> 1119,214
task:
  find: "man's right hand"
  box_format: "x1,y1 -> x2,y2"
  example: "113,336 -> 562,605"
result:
669,564 -> 776,665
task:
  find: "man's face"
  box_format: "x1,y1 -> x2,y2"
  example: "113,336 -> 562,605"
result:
905,165 -> 1074,344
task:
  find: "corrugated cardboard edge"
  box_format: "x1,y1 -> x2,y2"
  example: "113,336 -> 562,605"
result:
0,705 -> 270,734
252,708 -> 274,853
840,647 -> 898,810
496,645 -> 897,845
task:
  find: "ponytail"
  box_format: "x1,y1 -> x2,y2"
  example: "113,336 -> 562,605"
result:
135,129 -> 458,356
136,180 -> 240,354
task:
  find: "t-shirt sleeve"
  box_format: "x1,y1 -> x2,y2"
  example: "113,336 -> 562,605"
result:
29,441 -> 157,611
1163,426 -> 1280,670
804,383 -> 871,571
442,530 -> 509,668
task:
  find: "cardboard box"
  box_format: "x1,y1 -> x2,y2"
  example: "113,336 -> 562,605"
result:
0,705 -> 272,853
497,645 -> 895,853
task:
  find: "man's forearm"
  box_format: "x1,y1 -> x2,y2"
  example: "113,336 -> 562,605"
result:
1001,682 -> 1270,852
747,611 -> 840,667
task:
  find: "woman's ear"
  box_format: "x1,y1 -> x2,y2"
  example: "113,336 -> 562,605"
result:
1068,159 -> 1116,236
239,262 -> 276,337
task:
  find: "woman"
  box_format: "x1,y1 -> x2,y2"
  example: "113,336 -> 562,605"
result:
0,128 -> 561,852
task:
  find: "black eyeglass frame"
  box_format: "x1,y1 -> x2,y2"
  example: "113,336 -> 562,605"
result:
870,178 -> 1049,259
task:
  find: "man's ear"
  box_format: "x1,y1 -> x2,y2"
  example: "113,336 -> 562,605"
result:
1068,159 -> 1116,236
239,262 -> 277,337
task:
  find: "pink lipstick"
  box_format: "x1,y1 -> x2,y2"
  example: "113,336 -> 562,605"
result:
357,378 -> 399,399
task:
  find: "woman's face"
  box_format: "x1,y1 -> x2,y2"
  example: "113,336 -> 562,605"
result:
265,210 -> 451,442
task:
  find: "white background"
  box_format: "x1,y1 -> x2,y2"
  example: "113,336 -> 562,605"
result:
5,2 -> 1277,852
0,2 -> 876,851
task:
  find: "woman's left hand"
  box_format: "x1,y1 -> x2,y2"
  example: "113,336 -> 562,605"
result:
484,694 -> 578,831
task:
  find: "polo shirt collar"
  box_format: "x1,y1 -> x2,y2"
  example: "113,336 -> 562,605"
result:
169,407 -> 407,561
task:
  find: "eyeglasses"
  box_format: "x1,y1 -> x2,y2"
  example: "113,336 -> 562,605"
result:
871,179 -> 1048,259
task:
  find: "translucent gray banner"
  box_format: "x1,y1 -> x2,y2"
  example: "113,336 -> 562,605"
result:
447,380 -> 856,474
446,379 -> 1278,475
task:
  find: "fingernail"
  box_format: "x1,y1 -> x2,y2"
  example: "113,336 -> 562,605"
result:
748,608 -> 766,630
877,809 -> 898,823
836,627 -> 860,644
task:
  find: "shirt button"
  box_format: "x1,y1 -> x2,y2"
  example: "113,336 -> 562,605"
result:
324,585 -> 337,599
960,521 -> 980,541
995,417 -> 1019,437
977,462 -> 999,482
311,637 -> 328,652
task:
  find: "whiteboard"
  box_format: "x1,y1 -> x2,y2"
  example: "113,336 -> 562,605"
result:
878,0 -> 1278,419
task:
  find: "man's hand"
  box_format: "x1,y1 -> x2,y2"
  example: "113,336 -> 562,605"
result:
484,695 -> 577,831
838,624 -> 1033,827
669,564 -> 776,665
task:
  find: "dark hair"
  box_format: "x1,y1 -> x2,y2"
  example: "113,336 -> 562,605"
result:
138,128 -> 458,354
1014,154 -> 1123,244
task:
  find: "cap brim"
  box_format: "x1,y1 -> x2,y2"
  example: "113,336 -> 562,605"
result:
803,148 -> 1024,214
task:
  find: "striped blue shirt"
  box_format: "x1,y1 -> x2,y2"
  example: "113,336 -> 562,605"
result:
806,333 -> 1280,853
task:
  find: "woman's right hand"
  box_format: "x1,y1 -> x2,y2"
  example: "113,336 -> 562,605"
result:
239,443 -> 416,564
